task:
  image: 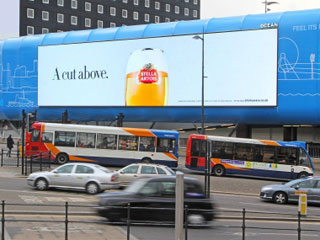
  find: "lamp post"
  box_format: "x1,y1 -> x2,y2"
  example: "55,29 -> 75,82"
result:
262,0 -> 279,13
193,32 -> 210,197
192,33 -> 205,135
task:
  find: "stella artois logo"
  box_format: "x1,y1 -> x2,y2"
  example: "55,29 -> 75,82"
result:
138,63 -> 159,83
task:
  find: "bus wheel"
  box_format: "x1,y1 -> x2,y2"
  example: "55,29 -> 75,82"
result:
141,158 -> 152,164
213,165 -> 225,177
298,172 -> 309,179
56,153 -> 69,165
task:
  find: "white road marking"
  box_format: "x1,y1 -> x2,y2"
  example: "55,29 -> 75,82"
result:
19,195 -> 93,203
19,195 -> 43,204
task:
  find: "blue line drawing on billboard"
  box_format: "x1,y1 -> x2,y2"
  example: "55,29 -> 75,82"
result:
278,37 -> 318,81
0,61 -> 37,108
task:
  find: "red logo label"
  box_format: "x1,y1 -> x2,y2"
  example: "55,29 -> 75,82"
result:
139,68 -> 158,83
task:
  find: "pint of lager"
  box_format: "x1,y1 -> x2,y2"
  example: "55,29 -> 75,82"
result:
125,48 -> 168,106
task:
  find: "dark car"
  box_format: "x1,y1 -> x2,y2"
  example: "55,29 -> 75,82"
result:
96,176 -> 215,225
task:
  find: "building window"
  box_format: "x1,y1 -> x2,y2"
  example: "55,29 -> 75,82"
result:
27,26 -> 34,35
29,0 -> 35,1
122,9 -> 128,18
155,1 -> 160,10
42,0 -> 49,4
155,16 -> 160,23
97,20 -> 103,28
193,10 -> 198,18
85,2 -> 91,12
145,0 -> 150,8
184,8 -> 189,16
71,0 -> 78,9
27,8 -> 34,19
185,0 -> 189,2
133,11 -> 138,20
110,7 -> 116,16
57,13 -> 64,23
175,6 -> 180,14
193,0 -> 198,4
110,22 -> 116,28
71,16 -> 78,25
165,17 -> 170,22
42,28 -> 49,34
97,4 -> 104,14
57,30 -> 63,32
42,11 -> 49,21
122,0 -> 128,3
165,4 -> 170,12
57,0 -> 64,6
85,18 -> 91,27
144,13 -> 149,22
134,0 -> 139,6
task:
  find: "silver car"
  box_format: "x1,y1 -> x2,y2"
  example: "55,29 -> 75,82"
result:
260,176 -> 320,204
27,163 -> 119,194
117,163 -> 176,187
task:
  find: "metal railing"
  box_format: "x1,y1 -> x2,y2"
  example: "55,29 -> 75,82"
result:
1,201 -> 320,240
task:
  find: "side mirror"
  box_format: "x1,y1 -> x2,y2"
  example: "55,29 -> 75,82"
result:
295,185 -> 300,190
53,170 -> 58,174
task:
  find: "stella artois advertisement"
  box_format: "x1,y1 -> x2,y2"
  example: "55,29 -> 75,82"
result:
38,28 -> 277,107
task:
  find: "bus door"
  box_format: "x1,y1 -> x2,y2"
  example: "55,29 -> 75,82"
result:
190,139 -> 207,169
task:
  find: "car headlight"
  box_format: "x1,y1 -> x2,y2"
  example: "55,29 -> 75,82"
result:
261,187 -> 272,191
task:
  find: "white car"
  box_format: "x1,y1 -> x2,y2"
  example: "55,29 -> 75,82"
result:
117,163 -> 176,187
27,163 -> 119,194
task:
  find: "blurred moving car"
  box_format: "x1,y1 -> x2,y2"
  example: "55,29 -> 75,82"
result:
96,176 -> 215,225
116,163 -> 176,187
27,163 -> 119,194
260,176 -> 320,204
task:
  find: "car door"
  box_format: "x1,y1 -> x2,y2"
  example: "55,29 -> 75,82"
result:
311,180 -> 320,203
140,165 -> 157,178
49,164 -> 75,187
287,179 -> 316,202
119,165 -> 140,185
72,164 -> 95,188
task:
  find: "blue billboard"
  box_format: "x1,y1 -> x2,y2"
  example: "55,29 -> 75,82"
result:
0,9 -> 319,124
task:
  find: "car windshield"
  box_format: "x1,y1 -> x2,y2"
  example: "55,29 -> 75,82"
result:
124,178 -> 149,193
94,165 -> 111,173
165,167 -> 176,175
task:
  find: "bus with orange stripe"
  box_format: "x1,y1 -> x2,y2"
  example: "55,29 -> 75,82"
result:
25,122 -> 179,167
185,134 -> 314,180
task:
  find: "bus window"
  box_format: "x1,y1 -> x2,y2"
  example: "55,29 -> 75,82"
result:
139,137 -> 155,152
262,146 -> 276,163
97,134 -> 117,150
277,147 -> 298,165
119,135 -> 138,151
42,132 -> 53,143
157,138 -> 176,153
191,139 -> 200,156
31,129 -> 40,142
299,148 -> 311,167
55,131 -> 76,147
253,146 -> 263,162
212,141 -> 233,159
235,143 -> 253,161
76,132 -> 96,148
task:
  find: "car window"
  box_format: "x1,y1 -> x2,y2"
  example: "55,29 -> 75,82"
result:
139,181 -> 162,196
94,165 -> 111,173
157,167 -> 167,174
185,182 -> 205,197
55,165 -> 74,174
292,179 -> 316,189
161,182 -> 176,197
141,166 -> 156,174
122,165 -> 139,174
315,181 -> 320,189
165,167 -> 176,175
75,165 -> 94,174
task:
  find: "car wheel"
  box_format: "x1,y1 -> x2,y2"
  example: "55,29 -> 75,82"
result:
86,182 -> 100,194
213,165 -> 225,177
273,191 -> 288,204
56,153 -> 69,165
187,214 -> 205,225
298,172 -> 309,179
141,158 -> 152,163
35,178 -> 48,191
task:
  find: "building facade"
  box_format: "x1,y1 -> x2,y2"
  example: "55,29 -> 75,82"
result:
20,0 -> 200,36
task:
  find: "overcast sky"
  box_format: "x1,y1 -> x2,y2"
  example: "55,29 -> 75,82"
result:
201,0 -> 320,19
